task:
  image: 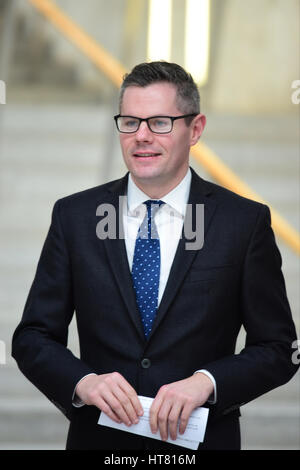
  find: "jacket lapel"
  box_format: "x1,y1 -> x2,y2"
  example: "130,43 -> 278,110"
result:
100,174 -> 145,341
149,168 -> 217,340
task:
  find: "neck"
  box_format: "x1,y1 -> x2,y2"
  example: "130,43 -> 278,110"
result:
131,169 -> 189,199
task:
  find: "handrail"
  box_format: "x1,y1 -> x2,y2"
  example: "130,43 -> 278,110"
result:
28,0 -> 126,87
28,0 -> 300,255
191,143 -> 300,254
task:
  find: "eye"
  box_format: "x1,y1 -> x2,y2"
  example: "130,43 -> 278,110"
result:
123,118 -> 138,128
150,118 -> 171,132
152,118 -> 169,127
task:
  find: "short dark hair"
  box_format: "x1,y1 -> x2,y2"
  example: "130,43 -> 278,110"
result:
119,61 -> 200,114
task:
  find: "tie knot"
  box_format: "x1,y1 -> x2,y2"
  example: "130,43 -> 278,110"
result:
144,200 -> 164,218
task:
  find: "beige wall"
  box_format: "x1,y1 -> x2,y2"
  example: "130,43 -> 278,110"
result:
209,0 -> 300,114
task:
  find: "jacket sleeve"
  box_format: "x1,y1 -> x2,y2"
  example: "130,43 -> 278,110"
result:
11,200 -> 95,420
203,204 -> 299,418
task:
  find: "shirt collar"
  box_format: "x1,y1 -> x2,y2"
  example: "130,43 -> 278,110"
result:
127,168 -> 191,218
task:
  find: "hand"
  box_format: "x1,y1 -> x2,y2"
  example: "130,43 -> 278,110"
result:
149,373 -> 214,441
75,372 -> 144,426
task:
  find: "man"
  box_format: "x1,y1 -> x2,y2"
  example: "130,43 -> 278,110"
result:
12,61 -> 298,450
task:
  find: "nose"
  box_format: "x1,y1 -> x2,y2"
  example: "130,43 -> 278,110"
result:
135,121 -> 153,142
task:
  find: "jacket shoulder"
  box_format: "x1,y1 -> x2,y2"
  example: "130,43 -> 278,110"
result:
202,178 -> 267,213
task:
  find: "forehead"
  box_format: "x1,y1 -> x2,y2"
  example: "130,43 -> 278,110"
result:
121,82 -> 180,116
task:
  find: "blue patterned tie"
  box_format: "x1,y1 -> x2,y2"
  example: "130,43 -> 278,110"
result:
131,200 -> 164,338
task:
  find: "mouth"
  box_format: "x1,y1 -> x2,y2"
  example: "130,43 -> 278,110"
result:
133,152 -> 161,158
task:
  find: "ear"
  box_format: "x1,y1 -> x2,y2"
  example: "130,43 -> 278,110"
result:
190,114 -> 206,146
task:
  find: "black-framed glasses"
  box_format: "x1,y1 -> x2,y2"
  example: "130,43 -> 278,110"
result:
114,114 -> 198,134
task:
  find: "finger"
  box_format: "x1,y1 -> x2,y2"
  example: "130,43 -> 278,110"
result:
112,373 -> 144,418
96,396 -> 122,424
101,387 -> 134,426
157,400 -> 172,441
112,385 -> 141,425
149,390 -> 165,434
102,373 -> 143,424
168,403 -> 183,441
178,403 -> 194,435
120,384 -> 144,418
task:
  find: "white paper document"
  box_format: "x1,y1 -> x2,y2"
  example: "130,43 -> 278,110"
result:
98,395 -> 209,450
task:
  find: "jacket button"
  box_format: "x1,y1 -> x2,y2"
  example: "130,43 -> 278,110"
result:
141,358 -> 151,369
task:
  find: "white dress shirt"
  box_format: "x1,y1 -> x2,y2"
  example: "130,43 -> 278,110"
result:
73,168 -> 216,405
124,170 -> 192,306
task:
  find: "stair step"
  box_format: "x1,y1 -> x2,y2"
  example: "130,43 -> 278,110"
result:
241,402 -> 300,449
0,397 -> 68,444
0,442 -> 65,450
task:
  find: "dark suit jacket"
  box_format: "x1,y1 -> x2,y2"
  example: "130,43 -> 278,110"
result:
12,168 -> 299,450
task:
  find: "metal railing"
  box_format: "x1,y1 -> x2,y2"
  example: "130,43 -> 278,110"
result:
28,0 -> 300,255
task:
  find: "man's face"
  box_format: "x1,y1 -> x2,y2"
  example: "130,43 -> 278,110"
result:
119,82 -> 205,195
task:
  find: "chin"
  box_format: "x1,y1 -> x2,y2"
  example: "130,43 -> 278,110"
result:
132,168 -> 163,183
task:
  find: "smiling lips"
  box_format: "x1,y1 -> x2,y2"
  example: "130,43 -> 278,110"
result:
133,152 -> 161,158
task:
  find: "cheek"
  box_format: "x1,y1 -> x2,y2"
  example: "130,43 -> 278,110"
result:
167,137 -> 189,161
156,136 -> 174,154
119,136 -> 131,155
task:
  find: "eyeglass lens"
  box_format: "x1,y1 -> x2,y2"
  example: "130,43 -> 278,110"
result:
117,116 -> 172,133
